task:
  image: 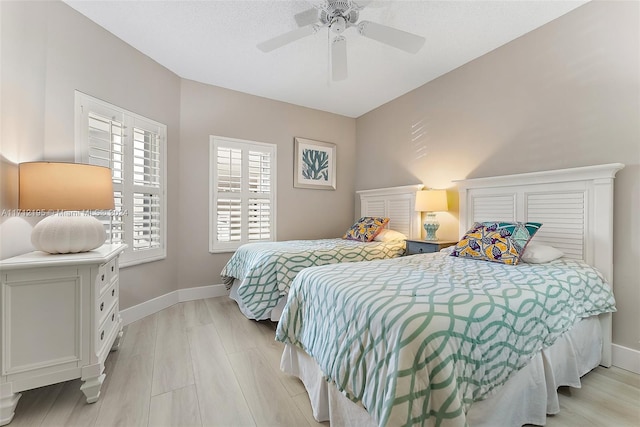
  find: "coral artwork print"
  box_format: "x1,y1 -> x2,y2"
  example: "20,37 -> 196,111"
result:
294,137 -> 336,190
302,148 -> 329,181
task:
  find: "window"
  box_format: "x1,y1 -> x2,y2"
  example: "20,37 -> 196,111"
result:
75,92 -> 167,267
210,136 -> 277,252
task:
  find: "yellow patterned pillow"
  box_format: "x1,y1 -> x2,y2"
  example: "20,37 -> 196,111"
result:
451,222 -> 541,265
343,217 -> 390,242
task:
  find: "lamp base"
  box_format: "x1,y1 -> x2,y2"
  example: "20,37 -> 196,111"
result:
31,213 -> 106,254
423,213 -> 440,241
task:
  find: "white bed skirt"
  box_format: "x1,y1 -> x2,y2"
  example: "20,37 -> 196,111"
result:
229,278 -> 286,321
280,317 -> 602,427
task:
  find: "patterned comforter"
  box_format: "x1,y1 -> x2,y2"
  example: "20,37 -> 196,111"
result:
221,238 -> 405,319
276,252 -> 615,426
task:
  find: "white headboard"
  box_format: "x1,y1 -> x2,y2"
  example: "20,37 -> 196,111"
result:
454,163 -> 624,366
357,184 -> 424,240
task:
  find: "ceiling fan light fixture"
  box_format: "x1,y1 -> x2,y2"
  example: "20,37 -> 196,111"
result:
330,16 -> 347,34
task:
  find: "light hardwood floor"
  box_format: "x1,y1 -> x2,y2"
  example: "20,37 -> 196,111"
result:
9,297 -> 640,427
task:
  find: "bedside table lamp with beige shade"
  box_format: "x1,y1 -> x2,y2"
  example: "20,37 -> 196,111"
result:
414,189 -> 449,241
19,162 -> 114,253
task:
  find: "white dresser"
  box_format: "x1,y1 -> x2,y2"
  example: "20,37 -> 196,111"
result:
0,244 -> 126,425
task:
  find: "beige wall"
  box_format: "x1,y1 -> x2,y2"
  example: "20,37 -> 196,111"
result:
0,0 -> 182,308
355,1 -> 640,351
177,80 -> 356,289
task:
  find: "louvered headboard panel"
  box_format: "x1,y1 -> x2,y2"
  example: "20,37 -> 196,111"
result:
472,194 -> 515,222
467,191 -> 587,260
455,163 -> 624,367
357,184 -> 424,239
526,192 -> 585,260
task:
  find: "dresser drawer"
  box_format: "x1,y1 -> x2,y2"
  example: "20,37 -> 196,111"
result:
96,302 -> 119,357
97,280 -> 118,326
96,258 -> 119,296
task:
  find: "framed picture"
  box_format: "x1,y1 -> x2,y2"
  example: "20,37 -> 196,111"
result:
294,137 -> 336,190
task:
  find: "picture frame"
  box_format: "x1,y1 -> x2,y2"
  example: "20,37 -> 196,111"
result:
293,137 -> 336,190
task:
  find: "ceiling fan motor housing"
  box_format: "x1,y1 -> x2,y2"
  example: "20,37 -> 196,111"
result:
322,0 -> 360,33
327,0 -> 352,13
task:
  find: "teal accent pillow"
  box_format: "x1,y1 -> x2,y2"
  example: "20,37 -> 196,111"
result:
481,222 -> 542,252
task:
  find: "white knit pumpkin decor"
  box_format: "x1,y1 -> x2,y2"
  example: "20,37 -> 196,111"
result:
31,213 -> 106,254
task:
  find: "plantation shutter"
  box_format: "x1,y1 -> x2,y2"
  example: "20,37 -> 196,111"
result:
86,111 -> 125,244
210,136 -> 276,252
216,146 -> 242,243
76,92 -> 167,266
131,122 -> 163,252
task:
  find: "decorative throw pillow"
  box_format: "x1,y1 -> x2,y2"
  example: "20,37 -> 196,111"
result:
450,221 -> 542,265
343,217 -> 390,242
373,229 -> 407,242
521,243 -> 563,264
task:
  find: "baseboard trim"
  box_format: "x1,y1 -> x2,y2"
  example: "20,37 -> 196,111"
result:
611,343 -> 640,374
120,284 -> 229,326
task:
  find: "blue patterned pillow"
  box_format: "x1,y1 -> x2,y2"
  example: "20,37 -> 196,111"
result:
343,217 -> 390,242
451,221 -> 542,265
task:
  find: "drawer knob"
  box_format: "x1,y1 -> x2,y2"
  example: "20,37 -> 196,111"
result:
418,248 -> 424,253
101,274 -> 105,281
112,313 -> 115,322
112,289 -> 115,297
111,266 -> 114,272
100,330 -> 104,340
100,302 -> 104,311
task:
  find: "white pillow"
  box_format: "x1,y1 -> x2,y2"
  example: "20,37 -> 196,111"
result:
521,243 -> 564,264
373,229 -> 407,242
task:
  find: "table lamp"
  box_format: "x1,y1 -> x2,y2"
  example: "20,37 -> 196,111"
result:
415,189 -> 449,241
19,162 -> 114,254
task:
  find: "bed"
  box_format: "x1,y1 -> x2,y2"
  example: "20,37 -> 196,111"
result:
275,163 -> 624,427
222,185 -> 423,321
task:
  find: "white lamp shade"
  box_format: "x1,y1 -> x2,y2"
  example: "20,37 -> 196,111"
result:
415,190 -> 449,212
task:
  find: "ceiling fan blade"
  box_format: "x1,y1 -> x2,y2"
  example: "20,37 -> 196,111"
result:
331,36 -> 348,81
358,21 -> 425,54
294,8 -> 319,27
257,24 -> 318,52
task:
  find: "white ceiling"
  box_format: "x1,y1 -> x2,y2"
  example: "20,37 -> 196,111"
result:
63,0 -> 588,118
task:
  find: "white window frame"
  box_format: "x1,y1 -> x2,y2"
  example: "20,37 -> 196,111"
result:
209,135 -> 277,253
75,91 -> 167,267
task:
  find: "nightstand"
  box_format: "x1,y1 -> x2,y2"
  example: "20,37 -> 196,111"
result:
405,239 -> 457,255
0,244 -> 126,426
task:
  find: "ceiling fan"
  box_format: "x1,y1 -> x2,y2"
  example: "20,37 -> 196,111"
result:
257,0 -> 426,81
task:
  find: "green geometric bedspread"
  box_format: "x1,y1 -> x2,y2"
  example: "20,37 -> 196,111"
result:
276,252 -> 615,426
221,238 -> 405,319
